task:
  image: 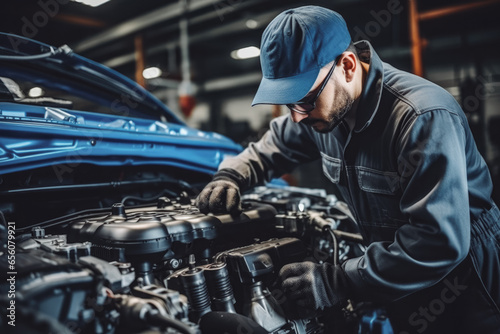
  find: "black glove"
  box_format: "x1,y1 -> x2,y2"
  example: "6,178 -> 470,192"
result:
196,169 -> 244,215
279,261 -> 350,319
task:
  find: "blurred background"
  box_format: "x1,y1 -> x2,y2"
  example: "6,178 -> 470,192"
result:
2,0 -> 500,199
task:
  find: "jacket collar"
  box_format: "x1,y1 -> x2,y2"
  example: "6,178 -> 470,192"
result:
353,40 -> 384,133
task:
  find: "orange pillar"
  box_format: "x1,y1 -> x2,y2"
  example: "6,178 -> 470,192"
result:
409,0 -> 423,77
134,34 -> 146,87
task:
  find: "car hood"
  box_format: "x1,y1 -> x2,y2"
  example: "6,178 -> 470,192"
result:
0,102 -> 241,176
0,33 -> 242,176
0,33 -> 183,124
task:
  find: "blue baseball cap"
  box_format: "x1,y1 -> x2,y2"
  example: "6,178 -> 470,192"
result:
252,6 -> 351,106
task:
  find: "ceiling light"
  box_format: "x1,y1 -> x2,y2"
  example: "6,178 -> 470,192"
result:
143,67 -> 162,79
28,87 -> 44,98
245,19 -> 259,29
230,46 -> 260,60
71,0 -> 111,7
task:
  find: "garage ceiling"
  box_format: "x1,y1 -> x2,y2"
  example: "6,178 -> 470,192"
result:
2,0 -> 500,97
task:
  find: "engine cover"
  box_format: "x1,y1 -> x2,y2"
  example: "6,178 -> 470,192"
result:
67,199 -> 277,263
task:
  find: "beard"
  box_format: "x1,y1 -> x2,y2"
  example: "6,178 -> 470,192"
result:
302,84 -> 354,133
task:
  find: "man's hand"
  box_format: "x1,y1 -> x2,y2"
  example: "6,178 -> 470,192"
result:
279,261 -> 350,319
196,170 -> 243,215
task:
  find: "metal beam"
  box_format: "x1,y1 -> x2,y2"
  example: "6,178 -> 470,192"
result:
101,10 -> 281,68
419,0 -> 500,21
408,0 -> 500,77
74,0 -> 220,52
54,14 -> 107,27
202,72 -> 262,92
77,0 -> 270,60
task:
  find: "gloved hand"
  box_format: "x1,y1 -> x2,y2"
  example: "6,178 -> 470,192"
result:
196,169 -> 244,215
279,261 -> 350,319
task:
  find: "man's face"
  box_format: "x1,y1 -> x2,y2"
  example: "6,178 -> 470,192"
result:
289,68 -> 355,133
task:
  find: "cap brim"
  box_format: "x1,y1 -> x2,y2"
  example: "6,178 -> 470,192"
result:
251,67 -> 320,106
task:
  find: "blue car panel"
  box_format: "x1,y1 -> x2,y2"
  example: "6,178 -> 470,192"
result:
0,33 -> 242,176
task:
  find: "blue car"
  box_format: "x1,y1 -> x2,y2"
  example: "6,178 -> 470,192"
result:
0,33 -> 388,334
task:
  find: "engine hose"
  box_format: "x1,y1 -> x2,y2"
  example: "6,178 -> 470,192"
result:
146,310 -> 196,334
327,227 -> 339,266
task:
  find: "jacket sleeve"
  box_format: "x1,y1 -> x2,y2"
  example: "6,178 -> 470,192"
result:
343,108 -> 471,301
219,115 -> 321,190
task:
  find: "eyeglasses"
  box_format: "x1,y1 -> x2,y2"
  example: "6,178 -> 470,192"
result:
286,62 -> 337,115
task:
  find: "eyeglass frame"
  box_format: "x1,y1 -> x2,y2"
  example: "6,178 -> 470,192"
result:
286,60 -> 338,115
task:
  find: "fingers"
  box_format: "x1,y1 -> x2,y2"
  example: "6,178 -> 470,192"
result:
208,183 -> 228,213
195,180 -> 241,214
196,185 -> 213,214
279,262 -> 314,279
279,262 -> 319,319
281,276 -> 307,301
225,187 -> 241,214
280,264 -> 315,302
280,263 -> 312,303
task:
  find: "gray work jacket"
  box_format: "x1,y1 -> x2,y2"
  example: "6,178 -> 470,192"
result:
220,41 -> 500,333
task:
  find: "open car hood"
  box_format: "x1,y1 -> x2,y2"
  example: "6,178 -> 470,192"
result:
0,102 -> 240,175
0,33 -> 183,124
0,33 -> 241,176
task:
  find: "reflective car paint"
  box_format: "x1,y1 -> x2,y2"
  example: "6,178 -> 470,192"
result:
0,33 -> 242,176
0,102 -> 241,176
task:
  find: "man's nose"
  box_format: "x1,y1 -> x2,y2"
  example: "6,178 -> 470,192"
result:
290,110 -> 309,123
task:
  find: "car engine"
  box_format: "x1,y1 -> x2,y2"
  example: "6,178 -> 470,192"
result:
0,180 -> 385,334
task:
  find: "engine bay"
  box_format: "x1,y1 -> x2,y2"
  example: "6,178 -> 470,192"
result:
0,183 -> 386,334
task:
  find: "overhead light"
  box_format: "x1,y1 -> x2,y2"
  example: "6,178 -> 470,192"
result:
28,87 -> 44,98
231,46 -> 260,60
245,19 -> 259,29
143,67 -> 162,79
71,0 -> 111,7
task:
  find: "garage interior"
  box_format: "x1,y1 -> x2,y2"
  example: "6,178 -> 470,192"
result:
2,0 -> 500,200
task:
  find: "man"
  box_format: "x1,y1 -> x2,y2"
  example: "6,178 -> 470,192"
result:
197,6 -> 500,333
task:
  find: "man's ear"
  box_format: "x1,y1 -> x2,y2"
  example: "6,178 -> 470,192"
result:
339,52 -> 357,83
